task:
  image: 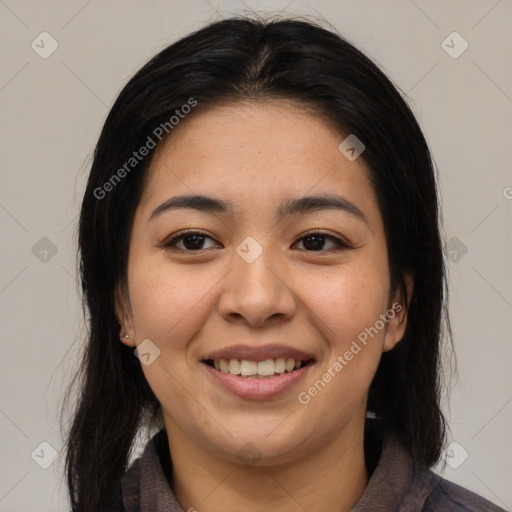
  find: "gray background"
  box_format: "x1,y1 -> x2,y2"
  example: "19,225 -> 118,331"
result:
1,0 -> 511,510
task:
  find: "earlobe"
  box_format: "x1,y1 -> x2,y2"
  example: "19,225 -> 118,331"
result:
114,282 -> 136,346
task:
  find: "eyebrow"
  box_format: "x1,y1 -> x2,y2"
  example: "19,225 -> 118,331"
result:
149,193 -> 367,225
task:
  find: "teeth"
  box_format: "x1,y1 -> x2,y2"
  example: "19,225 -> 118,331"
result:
274,357 -> 286,373
240,360 -> 258,376
258,359 -> 275,376
211,358 -> 306,377
229,359 -> 241,375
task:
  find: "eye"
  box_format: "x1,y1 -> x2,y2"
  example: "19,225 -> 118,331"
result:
293,230 -> 351,252
160,229 -> 351,253
161,230 -> 219,252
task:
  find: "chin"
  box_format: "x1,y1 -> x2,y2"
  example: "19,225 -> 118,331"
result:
196,419 -> 314,467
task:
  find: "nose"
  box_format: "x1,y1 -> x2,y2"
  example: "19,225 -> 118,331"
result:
217,245 -> 297,327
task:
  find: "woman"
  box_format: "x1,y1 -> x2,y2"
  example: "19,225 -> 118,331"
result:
60,15 -> 506,512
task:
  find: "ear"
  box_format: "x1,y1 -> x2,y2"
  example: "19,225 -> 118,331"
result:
382,273 -> 414,353
114,281 -> 136,347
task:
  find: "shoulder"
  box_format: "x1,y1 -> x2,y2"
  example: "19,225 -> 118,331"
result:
359,422 -> 507,512
423,471 -> 507,511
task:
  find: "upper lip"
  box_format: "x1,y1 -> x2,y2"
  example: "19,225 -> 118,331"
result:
201,344 -> 316,362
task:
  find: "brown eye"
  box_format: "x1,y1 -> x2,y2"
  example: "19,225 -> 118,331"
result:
162,231 -> 218,252
161,229 -> 351,253
294,231 -> 351,252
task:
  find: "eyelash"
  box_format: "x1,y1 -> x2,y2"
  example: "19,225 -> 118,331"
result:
160,229 -> 351,253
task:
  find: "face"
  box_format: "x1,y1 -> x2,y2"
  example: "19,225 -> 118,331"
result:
116,101 -> 412,466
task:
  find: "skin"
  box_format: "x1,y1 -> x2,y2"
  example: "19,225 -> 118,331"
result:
115,101 -> 413,512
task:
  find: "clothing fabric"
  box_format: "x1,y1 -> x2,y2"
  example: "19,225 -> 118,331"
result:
110,425 -> 506,511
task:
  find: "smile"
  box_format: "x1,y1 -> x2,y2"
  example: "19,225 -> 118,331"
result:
204,358 -> 310,378
200,358 -> 315,399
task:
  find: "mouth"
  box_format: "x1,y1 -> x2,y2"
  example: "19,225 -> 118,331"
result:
202,357 -> 315,379
199,344 -> 316,399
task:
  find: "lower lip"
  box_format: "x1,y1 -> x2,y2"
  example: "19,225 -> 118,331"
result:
201,361 -> 313,400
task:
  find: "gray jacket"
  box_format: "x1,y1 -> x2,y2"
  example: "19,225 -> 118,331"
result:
111,427 -> 506,511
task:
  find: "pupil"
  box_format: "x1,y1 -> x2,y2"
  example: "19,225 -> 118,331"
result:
184,235 -> 204,250
304,235 -> 324,251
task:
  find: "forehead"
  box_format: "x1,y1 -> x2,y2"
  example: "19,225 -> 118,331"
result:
149,101 -> 352,176
138,101 -> 382,229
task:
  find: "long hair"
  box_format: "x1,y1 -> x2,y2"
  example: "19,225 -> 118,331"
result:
60,14 -> 454,511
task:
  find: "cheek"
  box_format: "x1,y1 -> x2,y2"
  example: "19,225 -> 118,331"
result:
298,263 -> 390,344
127,256 -> 234,372
296,270 -> 388,417
295,261 -> 390,406
127,260 -> 217,401
127,257 -> 210,341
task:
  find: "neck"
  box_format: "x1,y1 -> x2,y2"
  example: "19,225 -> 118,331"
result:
166,419 -> 370,512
